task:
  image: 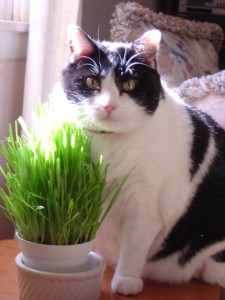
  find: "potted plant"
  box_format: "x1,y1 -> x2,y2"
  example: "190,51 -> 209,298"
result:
0,97 -> 125,300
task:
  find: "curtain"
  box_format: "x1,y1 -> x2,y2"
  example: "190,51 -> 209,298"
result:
0,0 -> 82,240
22,0 -> 83,126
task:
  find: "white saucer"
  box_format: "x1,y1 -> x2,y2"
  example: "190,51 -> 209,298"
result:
16,251 -> 106,300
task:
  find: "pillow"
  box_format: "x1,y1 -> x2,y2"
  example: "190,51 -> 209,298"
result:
110,2 -> 224,87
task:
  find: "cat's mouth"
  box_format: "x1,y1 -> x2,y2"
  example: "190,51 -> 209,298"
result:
83,127 -> 115,134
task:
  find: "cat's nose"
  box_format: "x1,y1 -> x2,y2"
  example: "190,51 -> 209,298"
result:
103,104 -> 117,113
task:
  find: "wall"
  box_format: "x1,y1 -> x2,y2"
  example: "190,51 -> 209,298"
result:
82,0 -> 159,40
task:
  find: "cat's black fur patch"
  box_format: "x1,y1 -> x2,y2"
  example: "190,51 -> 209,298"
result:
150,110 -> 225,266
62,43 -> 163,114
188,108 -> 210,178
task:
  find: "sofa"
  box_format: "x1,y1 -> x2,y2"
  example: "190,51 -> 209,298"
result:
110,2 -> 225,129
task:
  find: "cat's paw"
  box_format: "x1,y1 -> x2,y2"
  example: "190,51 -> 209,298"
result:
111,275 -> 143,295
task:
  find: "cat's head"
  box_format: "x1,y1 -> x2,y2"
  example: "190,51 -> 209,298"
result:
62,25 -> 163,134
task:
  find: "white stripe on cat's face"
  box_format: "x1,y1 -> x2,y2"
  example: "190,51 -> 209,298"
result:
79,72 -> 150,134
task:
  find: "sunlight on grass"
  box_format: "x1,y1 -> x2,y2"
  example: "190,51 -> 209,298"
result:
0,99 -> 126,245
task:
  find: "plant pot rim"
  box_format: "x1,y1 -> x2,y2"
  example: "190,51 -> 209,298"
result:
16,252 -> 106,279
16,232 -> 96,272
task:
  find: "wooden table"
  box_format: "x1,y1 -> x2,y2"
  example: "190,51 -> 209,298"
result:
0,239 -> 221,300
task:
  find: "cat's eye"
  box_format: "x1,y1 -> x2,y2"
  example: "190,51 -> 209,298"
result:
86,77 -> 100,90
122,79 -> 137,92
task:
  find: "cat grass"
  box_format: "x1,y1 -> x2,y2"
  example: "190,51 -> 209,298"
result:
0,101 -> 125,245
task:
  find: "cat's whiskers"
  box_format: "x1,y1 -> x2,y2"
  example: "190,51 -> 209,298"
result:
114,51 -> 123,66
67,106 -> 91,126
69,107 -> 115,134
79,116 -> 101,133
65,89 -> 85,103
76,55 -> 100,73
77,63 -> 96,71
98,60 -> 103,73
97,42 -> 103,73
125,62 -> 149,73
124,51 -> 148,68
122,47 -> 129,66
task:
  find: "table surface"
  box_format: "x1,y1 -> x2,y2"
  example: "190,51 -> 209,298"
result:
0,239 -> 221,300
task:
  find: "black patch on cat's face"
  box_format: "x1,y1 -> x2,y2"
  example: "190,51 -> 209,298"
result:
150,111 -> 225,265
62,47 -> 111,101
212,249 -> 225,262
62,43 -> 163,114
112,47 -> 163,113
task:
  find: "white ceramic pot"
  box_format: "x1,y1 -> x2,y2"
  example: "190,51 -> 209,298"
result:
17,233 -> 94,273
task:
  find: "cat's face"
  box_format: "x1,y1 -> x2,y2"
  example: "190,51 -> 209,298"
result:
62,26 -> 163,134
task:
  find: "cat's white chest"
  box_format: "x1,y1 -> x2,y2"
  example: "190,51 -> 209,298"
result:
92,103 -> 194,266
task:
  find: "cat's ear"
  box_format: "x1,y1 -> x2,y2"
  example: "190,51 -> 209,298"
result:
132,29 -> 161,66
67,25 -> 96,63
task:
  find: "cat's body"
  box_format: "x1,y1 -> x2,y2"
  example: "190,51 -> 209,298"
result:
62,26 -> 225,295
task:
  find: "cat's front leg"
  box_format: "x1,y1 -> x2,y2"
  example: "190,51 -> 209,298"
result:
111,209 -> 161,296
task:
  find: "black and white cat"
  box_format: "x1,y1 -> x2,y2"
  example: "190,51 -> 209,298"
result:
62,25 -> 225,296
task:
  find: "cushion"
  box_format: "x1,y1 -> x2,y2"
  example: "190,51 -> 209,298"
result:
110,2 -> 224,87
174,70 -> 225,128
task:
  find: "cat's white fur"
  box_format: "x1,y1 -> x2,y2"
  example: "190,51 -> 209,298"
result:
71,74 -> 225,295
